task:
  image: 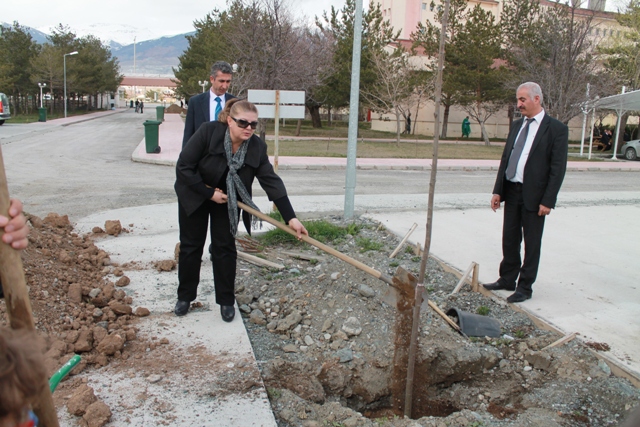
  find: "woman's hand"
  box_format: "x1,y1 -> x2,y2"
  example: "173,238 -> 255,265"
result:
288,218 -> 308,240
211,188 -> 228,204
0,198 -> 29,250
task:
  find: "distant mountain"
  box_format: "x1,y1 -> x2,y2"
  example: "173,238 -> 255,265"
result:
115,33 -> 193,77
1,22 -> 192,77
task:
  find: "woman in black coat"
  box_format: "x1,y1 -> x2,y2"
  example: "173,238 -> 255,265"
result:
174,99 -> 307,321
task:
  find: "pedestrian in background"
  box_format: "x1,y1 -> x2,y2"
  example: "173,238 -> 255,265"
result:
139,101 -> 144,114
135,100 -> 139,113
462,116 -> 471,138
174,99 -> 308,321
484,82 -> 568,303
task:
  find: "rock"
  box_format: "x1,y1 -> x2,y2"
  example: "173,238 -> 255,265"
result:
330,272 -> 341,281
525,350 -> 553,371
283,344 -> 298,353
341,317 -> 362,336
276,310 -> 302,332
155,260 -> 176,272
239,304 -> 252,314
336,347 -> 354,363
304,335 -> 315,346
289,268 -> 300,274
321,318 -> 333,332
67,384 -> 97,416
82,400 -> 112,427
134,307 -> 150,317
74,329 -> 94,353
250,309 -> 267,325
68,283 -> 83,304
104,220 -> 122,236
93,326 -> 107,344
92,226 -> 104,234
357,284 -> 375,298
116,276 -> 130,287
97,333 -> 125,356
108,301 -> 132,316
236,293 -> 254,306
88,288 -> 101,298
147,374 -> 163,383
44,213 -> 70,228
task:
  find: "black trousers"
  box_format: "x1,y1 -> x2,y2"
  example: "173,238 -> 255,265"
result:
498,181 -> 546,296
177,201 -> 236,306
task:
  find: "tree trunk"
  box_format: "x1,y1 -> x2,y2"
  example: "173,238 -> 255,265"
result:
308,105 -> 322,128
396,108 -> 401,147
327,106 -> 332,126
441,104 -> 450,138
480,121 -> 491,146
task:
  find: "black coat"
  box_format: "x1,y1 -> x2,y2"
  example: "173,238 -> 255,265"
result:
182,91 -> 235,147
493,114 -> 568,211
175,121 -> 288,232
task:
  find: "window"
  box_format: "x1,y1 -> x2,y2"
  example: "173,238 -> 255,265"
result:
422,3 -> 427,9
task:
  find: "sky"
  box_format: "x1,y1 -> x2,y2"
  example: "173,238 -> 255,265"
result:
2,0 -> 347,44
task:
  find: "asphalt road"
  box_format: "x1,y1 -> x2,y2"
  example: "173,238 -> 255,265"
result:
2,110 -> 640,220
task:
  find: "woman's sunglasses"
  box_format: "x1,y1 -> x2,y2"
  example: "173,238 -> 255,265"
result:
231,117 -> 258,129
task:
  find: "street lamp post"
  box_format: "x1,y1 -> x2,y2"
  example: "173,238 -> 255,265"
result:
198,80 -> 207,93
63,51 -> 79,118
38,83 -> 47,108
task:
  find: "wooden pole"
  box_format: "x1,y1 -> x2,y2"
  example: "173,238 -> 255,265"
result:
0,146 -> 60,426
389,223 -> 417,259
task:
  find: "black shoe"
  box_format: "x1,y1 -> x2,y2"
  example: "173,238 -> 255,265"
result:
174,300 -> 190,316
220,305 -> 235,322
483,281 -> 516,291
507,291 -> 531,303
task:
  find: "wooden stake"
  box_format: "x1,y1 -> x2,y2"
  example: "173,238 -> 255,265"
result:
237,251 -> 284,269
450,262 -> 477,294
542,332 -> 577,351
471,262 -> 479,292
0,146 -> 59,427
389,223 -> 417,259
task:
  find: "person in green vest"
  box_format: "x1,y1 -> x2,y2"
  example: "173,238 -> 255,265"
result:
462,116 -> 471,138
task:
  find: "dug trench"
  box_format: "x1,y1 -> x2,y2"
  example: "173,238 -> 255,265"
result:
1,213 -> 638,426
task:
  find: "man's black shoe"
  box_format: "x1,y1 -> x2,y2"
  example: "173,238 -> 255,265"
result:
507,291 -> 531,303
220,305 -> 235,323
174,300 -> 190,316
483,281 -> 516,291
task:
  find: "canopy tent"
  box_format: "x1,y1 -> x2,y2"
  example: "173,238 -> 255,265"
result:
580,89 -> 640,159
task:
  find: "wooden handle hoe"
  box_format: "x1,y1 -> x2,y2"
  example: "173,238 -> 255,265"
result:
0,147 -> 60,427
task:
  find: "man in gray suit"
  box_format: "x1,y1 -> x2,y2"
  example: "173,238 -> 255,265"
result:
484,82 -> 568,303
182,61 -> 236,148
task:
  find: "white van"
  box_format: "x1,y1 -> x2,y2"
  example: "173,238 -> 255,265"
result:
0,93 -> 10,125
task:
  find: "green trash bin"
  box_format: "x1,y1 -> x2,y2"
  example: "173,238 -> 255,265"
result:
143,120 -> 162,153
156,105 -> 165,122
38,107 -> 47,122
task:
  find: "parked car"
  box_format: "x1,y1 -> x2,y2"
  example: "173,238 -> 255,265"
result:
0,93 -> 10,125
620,139 -> 640,160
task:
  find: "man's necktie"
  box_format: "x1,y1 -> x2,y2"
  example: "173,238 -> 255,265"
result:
214,96 -> 222,120
506,118 -> 534,181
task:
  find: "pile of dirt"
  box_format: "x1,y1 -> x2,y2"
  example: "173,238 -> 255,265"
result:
0,213 -> 152,427
165,104 -> 186,114
234,217 -> 640,426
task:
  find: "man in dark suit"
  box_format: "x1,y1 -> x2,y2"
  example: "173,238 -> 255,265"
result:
484,82 -> 568,303
182,61 -> 235,148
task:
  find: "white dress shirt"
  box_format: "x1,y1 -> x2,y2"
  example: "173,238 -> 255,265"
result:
511,109 -> 546,184
209,91 -> 227,122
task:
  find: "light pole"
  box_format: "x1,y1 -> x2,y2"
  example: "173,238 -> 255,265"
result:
63,51 -> 78,118
38,83 -> 47,108
198,80 -> 207,93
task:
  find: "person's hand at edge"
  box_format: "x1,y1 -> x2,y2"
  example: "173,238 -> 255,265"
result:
0,198 -> 29,250
491,194 -> 501,212
288,218 -> 308,240
212,188 -> 228,204
538,204 -> 551,216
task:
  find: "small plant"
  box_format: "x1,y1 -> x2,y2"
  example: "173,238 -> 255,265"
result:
309,258 -> 319,265
426,285 -> 435,293
346,222 -> 361,236
356,237 -> 383,252
476,306 -> 490,316
404,246 -> 415,254
514,329 -> 527,339
267,387 -> 281,399
411,256 -> 421,262
389,261 -> 399,267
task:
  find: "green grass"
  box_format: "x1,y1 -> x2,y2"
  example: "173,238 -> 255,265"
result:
356,237 -> 383,253
7,109 -> 104,123
476,306 -> 491,316
389,261 -> 399,267
257,218 -> 359,246
514,329 -> 527,339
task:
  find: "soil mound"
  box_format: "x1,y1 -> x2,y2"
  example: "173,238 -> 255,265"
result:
165,104 -> 186,114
